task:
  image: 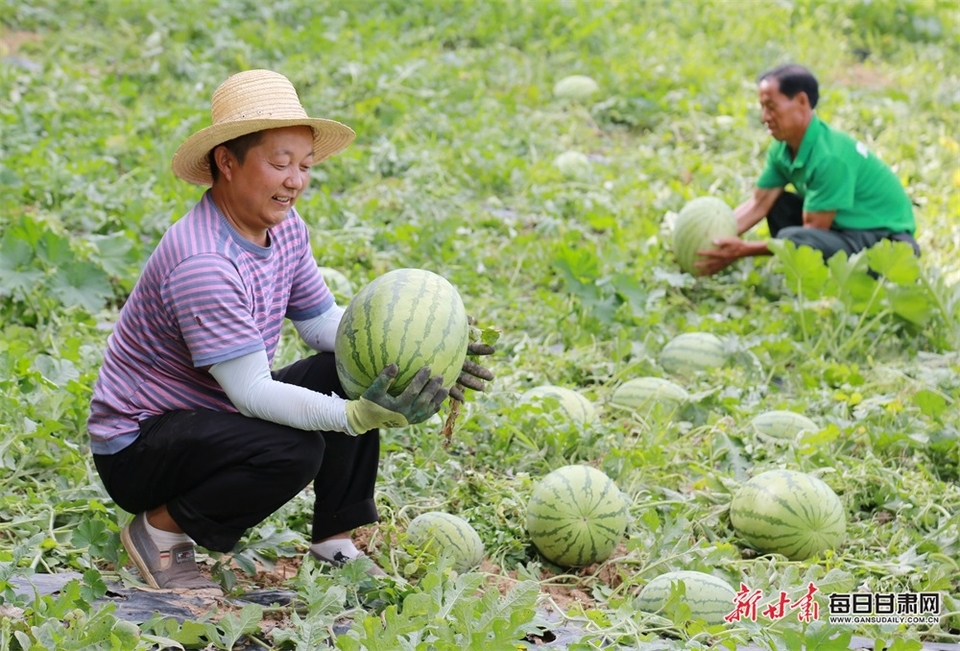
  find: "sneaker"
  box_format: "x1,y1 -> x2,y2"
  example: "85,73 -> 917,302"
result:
309,548 -> 388,577
121,513 -> 222,592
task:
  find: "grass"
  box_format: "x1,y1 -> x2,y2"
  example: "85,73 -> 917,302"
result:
1,0 -> 959,649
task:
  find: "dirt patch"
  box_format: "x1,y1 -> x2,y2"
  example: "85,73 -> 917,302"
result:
484,544 -> 634,614
0,31 -> 40,56
832,64 -> 893,90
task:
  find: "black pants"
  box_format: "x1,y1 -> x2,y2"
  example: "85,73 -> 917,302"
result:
93,353 -> 379,552
767,192 -> 919,259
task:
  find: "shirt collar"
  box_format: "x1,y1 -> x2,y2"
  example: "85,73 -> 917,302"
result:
788,114 -> 822,169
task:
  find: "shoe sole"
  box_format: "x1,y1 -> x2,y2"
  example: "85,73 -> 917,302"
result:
121,523 -> 161,590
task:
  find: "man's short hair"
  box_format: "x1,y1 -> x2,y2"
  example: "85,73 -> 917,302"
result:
208,131 -> 264,182
758,64 -> 819,109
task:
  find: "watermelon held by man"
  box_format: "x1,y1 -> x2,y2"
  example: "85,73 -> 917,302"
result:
334,268 -> 470,400
672,196 -> 738,275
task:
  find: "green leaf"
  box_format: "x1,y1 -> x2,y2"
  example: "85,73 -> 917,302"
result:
913,389 -> 948,421
770,239 -> 831,299
865,240 -> 921,285
0,234 -> 43,298
71,518 -> 111,555
213,603 -> 262,650
48,261 -> 113,312
888,285 -> 933,325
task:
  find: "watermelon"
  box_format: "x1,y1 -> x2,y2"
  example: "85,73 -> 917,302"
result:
672,196 -> 738,274
610,377 -> 689,415
553,74 -> 599,100
526,465 -> 628,567
749,410 -> 820,439
522,385 -> 597,424
406,512 -> 484,572
554,150 -> 591,178
730,469 -> 846,561
637,570 -> 737,625
318,266 -> 354,301
659,332 -> 728,376
334,269 -> 469,400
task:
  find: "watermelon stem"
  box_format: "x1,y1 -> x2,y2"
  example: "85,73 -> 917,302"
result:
441,394 -> 462,447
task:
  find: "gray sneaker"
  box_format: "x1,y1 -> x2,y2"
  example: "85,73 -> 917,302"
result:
309,548 -> 388,577
121,513 -> 222,592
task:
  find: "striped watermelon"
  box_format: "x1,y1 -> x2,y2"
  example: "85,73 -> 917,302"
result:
522,385 -> 597,424
526,465 -> 628,567
659,332 -> 728,376
672,196 -> 737,274
730,469 -> 846,561
553,74 -> 599,100
406,512 -> 484,572
318,266 -> 354,301
637,570 -> 737,625
334,269 -> 469,400
749,410 -> 820,439
610,377 -> 689,415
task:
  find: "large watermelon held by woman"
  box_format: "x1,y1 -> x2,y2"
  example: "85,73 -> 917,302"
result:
335,268 -> 470,400
672,196 -> 737,275
729,469 -> 846,561
526,465 -> 628,567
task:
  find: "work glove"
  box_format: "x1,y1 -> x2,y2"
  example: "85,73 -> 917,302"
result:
346,364 -> 448,434
449,340 -> 495,402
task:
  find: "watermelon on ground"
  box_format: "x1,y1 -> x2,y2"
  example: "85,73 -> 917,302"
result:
749,410 -> 820,439
526,465 -> 628,567
659,332 -> 728,376
334,268 -> 469,400
729,469 -> 846,561
406,512 -> 484,572
522,385 -> 597,424
553,74 -> 599,100
609,377 -> 689,415
636,570 -> 737,625
554,150 -> 591,178
672,196 -> 738,274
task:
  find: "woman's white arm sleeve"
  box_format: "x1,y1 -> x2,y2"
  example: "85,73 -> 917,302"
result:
209,349 -> 357,435
292,304 -> 344,352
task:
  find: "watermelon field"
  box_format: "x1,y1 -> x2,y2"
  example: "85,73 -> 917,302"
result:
1,0 -> 959,649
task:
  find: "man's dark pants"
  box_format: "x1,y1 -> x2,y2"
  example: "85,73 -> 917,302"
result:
768,192 -> 919,258
93,353 -> 379,552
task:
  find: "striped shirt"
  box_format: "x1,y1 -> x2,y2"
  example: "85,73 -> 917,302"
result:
87,190 -> 334,454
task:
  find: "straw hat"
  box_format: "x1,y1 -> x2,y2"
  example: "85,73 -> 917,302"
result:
171,69 -> 356,186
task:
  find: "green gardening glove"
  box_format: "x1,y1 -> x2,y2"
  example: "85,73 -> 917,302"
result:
345,364 -> 448,434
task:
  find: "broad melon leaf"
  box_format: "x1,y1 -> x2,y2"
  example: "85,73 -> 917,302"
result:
769,239 -> 830,300
828,251 -> 878,311
36,229 -> 74,266
888,285 -> 933,325
866,240 -> 921,285
89,232 -> 139,278
48,261 -> 113,313
0,235 -> 43,298
32,354 -> 80,387
912,389 -> 948,421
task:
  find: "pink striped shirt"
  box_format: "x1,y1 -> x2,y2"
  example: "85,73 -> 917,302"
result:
87,191 -> 334,454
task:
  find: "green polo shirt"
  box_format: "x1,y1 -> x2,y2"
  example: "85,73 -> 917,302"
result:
757,115 -> 915,234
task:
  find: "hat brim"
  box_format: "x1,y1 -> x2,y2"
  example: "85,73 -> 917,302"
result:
171,117 -> 356,186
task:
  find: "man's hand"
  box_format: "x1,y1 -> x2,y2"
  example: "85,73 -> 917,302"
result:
695,237 -> 774,276
345,364 -> 448,433
694,236 -> 748,276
